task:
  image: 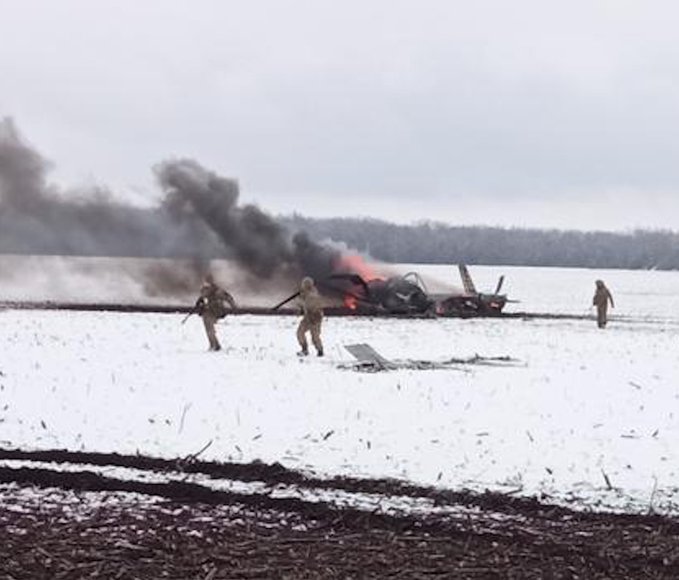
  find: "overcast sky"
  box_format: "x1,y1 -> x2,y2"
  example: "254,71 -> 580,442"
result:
2,0 -> 679,231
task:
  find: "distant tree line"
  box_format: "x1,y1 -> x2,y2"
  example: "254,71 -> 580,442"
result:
283,215 -> 679,270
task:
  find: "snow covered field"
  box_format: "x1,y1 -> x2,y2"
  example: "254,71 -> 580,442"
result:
1,265 -> 678,515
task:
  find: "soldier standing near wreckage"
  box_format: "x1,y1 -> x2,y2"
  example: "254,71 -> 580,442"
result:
297,276 -> 324,357
592,279 -> 614,329
195,274 -> 236,351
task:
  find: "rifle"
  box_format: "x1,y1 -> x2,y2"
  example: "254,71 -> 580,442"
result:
271,291 -> 300,311
181,298 -> 203,324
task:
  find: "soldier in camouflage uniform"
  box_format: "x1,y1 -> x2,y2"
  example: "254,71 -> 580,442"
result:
196,274 -> 236,351
296,277 -> 324,357
592,279 -> 614,329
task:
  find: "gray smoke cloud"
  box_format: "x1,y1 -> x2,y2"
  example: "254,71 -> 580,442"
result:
0,117 -> 219,260
0,117 -> 344,297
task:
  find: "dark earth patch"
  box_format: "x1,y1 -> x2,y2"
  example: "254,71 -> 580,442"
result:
1,448 -> 678,578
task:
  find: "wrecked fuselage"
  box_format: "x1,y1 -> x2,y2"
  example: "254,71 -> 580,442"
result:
327,272 -> 435,315
325,265 -> 512,317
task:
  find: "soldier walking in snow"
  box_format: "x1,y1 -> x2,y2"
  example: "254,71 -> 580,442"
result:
297,276 -> 324,357
195,274 -> 236,351
592,279 -> 614,329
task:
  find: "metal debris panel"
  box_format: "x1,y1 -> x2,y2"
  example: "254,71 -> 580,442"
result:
344,343 -> 397,369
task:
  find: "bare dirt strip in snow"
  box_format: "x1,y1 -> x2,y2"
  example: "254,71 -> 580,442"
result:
2,449 -> 679,579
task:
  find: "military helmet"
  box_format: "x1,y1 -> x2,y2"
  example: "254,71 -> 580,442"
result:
301,276 -> 314,290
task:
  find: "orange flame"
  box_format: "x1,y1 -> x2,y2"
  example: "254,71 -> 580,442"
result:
333,254 -> 385,309
345,295 -> 358,310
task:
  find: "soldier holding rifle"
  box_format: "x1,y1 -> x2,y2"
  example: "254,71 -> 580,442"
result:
185,274 -> 236,351
271,276 -> 325,357
296,277 -> 324,357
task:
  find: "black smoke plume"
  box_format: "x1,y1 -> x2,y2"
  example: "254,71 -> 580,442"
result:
155,159 -> 339,281
0,117 -> 342,295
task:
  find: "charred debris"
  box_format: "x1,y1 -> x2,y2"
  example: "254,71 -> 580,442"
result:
300,263 -> 517,318
341,343 -> 522,372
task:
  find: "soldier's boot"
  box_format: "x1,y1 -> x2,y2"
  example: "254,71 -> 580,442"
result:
310,329 -> 323,357
297,345 -> 309,357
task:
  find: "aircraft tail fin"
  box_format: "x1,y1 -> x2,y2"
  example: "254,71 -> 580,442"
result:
458,264 -> 477,295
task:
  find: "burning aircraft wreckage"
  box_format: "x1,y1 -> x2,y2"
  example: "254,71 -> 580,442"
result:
0,117 -> 515,319
273,259 -> 515,318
